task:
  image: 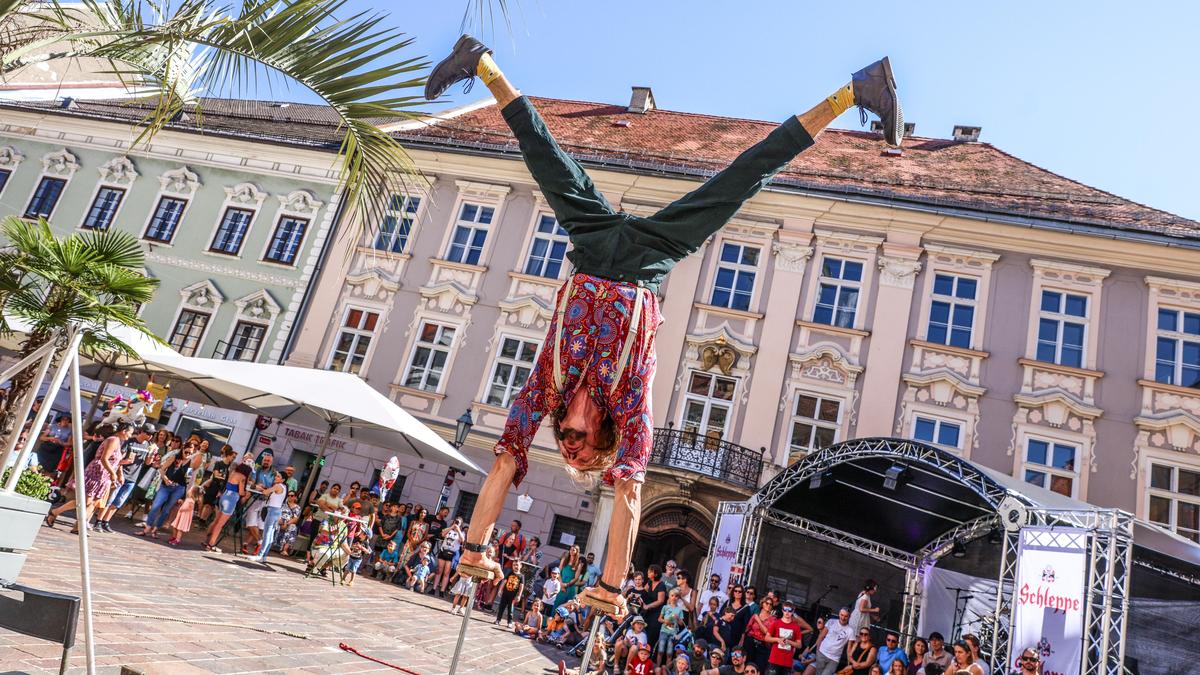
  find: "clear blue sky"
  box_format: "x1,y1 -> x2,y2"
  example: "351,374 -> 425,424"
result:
288,1 -> 1200,220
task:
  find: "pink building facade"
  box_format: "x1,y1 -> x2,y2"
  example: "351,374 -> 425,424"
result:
284,91 -> 1200,571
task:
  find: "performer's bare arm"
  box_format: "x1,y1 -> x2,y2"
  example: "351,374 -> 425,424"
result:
458,453 -> 516,576
580,476 -> 640,610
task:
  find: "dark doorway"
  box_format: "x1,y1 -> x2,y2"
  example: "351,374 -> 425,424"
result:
633,504 -> 712,577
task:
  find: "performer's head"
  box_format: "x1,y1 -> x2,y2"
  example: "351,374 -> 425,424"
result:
552,392 -> 618,479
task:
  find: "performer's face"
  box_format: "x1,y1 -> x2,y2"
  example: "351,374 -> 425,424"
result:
557,393 -> 606,469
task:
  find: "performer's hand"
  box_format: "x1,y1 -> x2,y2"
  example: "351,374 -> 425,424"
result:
579,586 -> 628,620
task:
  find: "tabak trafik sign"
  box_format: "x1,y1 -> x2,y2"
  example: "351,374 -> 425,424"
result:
1010,527 -> 1087,675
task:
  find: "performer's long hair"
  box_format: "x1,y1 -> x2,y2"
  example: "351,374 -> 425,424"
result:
551,403 -> 618,487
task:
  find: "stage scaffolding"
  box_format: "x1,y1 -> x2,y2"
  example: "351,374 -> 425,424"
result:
712,437 -> 1141,675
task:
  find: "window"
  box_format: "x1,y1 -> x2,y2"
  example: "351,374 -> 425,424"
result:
24,176 -> 67,220
549,514 -> 592,550
209,207 -> 254,255
168,309 -> 211,356
1155,308 -> 1200,388
813,257 -> 863,328
263,216 -> 309,265
81,186 -> 125,230
454,490 -> 478,521
1148,462 -> 1200,543
1023,438 -> 1078,497
928,274 -> 978,348
328,308 -> 379,374
913,415 -> 962,450
374,194 -> 421,253
523,214 -> 569,278
403,322 -> 457,391
680,372 -> 737,442
1036,290 -> 1087,368
790,393 -> 841,455
223,321 -> 266,362
0,169 -> 11,196
445,202 -> 494,265
486,337 -> 539,408
710,242 -> 759,311
144,196 -> 187,243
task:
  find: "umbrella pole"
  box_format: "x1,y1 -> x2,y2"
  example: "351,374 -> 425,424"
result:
298,422 -> 335,514
67,345 -> 97,675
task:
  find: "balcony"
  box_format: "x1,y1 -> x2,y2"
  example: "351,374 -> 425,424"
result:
648,425 -> 765,491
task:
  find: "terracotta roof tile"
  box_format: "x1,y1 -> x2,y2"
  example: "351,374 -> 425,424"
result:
396,96 -> 1198,238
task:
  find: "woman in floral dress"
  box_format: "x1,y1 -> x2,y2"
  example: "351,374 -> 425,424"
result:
46,423 -> 131,532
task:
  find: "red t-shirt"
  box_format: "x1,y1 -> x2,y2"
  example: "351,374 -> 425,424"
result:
628,654 -> 655,675
768,617 -> 801,667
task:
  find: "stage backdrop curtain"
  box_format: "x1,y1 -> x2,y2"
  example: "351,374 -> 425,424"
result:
918,567 -> 999,644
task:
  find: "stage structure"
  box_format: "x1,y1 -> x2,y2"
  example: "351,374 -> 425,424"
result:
708,437 -> 1200,675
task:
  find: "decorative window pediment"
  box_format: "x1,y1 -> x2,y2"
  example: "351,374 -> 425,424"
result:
233,289 -> 280,322
179,279 -> 224,310
224,182 -> 267,208
97,156 -> 138,186
41,149 -> 79,178
346,268 -> 402,302
277,189 -> 324,217
158,166 -> 201,196
0,146 -> 25,170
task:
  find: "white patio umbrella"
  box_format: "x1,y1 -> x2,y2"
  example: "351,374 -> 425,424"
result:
129,353 -> 483,502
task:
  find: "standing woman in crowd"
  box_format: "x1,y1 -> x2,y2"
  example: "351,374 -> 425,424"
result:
675,570 -> 697,627
402,506 -> 429,562
249,470 -> 287,562
950,640 -> 983,675
962,634 -> 989,675
744,595 -> 775,671
906,637 -> 928,675
555,545 -> 582,609
641,564 -> 668,649
849,579 -> 880,633
434,516 -> 464,596
46,422 -> 129,532
722,583 -> 749,648
138,441 -> 196,539
204,455 -> 250,552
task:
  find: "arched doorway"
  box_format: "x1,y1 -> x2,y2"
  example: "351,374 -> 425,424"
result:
633,504 -> 712,576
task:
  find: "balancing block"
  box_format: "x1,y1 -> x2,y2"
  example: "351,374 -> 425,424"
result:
456,562 -> 496,581
577,593 -> 623,616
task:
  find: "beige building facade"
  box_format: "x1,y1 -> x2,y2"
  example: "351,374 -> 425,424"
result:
285,91 -> 1200,569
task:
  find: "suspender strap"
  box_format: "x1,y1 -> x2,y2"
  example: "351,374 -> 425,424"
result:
552,275 -> 575,393
609,288 -> 645,396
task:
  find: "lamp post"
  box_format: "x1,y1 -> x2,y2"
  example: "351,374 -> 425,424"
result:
438,409 -> 474,512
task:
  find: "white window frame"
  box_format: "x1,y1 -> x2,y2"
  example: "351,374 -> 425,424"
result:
677,370 -> 739,442
402,320 -> 459,392
77,156 -> 138,232
1025,260 -> 1108,371
1141,452 -> 1200,543
1152,305 -> 1200,388
435,180 -> 510,268
141,166 -> 201,246
911,414 -> 964,452
79,185 -> 127,231
204,182 -> 267,259
261,214 -> 310,266
258,190 -> 323,268
917,245 -> 1000,351
1035,289 -> 1089,368
483,335 -> 540,408
925,273 -> 979,349
444,201 -> 496,266
0,146 -> 25,201
168,308 -> 213,357
709,241 -> 761,312
372,193 -> 423,255
811,255 -> 865,329
522,212 -> 571,279
222,320 -> 268,361
166,280 -> 224,358
787,390 -> 843,458
325,305 -> 382,375
1020,435 -> 1081,499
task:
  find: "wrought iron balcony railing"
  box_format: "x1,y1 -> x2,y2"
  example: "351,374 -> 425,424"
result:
648,425 -> 765,490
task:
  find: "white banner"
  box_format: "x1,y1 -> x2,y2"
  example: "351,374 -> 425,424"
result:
709,511 -> 744,586
1011,527 -> 1087,675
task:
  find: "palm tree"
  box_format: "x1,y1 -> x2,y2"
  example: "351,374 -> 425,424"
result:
0,0 -> 508,229
0,216 -> 159,437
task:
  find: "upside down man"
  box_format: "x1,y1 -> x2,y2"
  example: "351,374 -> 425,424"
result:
423,35 -> 903,617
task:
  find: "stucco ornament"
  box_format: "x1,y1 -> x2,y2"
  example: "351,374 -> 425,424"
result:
0,146 -> 25,169
98,156 -> 139,186
771,242 -> 814,273
159,167 -> 201,196
41,149 -> 79,177
877,255 -> 922,289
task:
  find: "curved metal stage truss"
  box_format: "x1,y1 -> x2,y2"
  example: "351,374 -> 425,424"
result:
715,437 -> 1134,675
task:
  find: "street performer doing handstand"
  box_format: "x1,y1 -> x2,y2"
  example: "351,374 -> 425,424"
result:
423,35 -> 903,616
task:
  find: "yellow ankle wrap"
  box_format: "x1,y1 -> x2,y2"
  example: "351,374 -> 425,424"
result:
826,83 -> 855,117
476,53 -> 502,85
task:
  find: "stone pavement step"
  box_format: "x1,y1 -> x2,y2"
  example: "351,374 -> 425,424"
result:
120,663 -> 214,675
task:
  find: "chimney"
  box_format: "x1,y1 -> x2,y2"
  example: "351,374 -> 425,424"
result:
628,86 -> 656,114
952,125 -> 982,142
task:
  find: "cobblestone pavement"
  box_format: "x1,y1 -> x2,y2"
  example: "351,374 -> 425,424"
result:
1,517 -> 579,674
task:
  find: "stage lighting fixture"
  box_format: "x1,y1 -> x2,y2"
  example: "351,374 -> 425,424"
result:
951,538 -> 967,558
809,469 -> 834,489
883,463 -> 908,490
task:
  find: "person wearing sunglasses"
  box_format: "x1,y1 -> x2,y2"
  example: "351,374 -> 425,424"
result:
807,607 -> 854,675
847,627 -> 877,675
1016,648 -> 1041,674
764,601 -> 811,675
877,632 -> 908,672
700,574 -> 729,612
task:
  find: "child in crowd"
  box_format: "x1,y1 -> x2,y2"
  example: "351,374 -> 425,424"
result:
344,530 -> 371,587
615,616 -> 650,670
374,540 -> 401,581
712,607 -> 735,653
449,567 -> 474,616
494,567 -> 524,627
279,505 -> 307,558
545,603 -> 570,644
627,644 -> 655,675
167,484 -> 200,546
513,598 -> 544,640
404,541 -> 435,592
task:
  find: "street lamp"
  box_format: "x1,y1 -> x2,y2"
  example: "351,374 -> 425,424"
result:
453,408 -> 474,448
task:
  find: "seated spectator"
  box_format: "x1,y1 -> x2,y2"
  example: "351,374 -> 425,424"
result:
626,643 -> 654,675
374,540 -> 401,581
877,632 -> 908,673
514,598 -> 545,640
404,541 -> 435,592
614,615 -> 649,668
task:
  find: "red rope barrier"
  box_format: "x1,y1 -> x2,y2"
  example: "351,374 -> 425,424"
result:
338,642 -> 423,675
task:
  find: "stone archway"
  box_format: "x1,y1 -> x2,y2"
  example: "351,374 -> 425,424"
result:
633,503 -> 713,577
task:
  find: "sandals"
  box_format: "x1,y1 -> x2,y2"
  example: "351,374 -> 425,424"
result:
43,513 -> 57,528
